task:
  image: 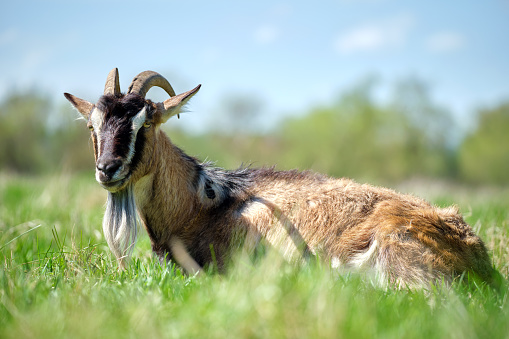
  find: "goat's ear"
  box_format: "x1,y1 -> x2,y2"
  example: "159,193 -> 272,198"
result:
159,85 -> 201,123
64,93 -> 94,119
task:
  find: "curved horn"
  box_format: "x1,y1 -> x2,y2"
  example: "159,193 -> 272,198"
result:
127,71 -> 176,98
104,68 -> 121,96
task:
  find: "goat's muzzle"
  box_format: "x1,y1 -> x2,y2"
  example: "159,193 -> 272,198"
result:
95,155 -> 129,191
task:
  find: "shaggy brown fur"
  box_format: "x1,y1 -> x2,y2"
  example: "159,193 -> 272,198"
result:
65,69 -> 495,288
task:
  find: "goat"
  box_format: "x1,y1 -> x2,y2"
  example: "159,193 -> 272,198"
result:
64,68 -> 495,288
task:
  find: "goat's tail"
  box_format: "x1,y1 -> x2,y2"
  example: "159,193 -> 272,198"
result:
341,200 -> 496,289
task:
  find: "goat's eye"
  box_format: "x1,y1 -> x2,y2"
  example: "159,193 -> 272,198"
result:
143,122 -> 151,128
88,125 -> 94,131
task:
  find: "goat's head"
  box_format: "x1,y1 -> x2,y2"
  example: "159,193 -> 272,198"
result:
64,68 -> 200,192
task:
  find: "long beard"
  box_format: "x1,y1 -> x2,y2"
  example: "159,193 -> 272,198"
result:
103,184 -> 139,266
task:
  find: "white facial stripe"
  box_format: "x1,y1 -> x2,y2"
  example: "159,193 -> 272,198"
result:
126,107 -> 147,163
90,107 -> 104,131
131,107 -> 147,131
90,108 -> 105,157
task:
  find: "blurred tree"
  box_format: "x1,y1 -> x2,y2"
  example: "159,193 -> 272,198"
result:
0,92 -> 51,173
50,103 -> 95,173
210,93 -> 265,133
389,77 -> 457,178
390,78 -> 453,147
277,77 -> 455,182
0,92 -> 93,174
2,82 -> 506,186
459,101 -> 509,184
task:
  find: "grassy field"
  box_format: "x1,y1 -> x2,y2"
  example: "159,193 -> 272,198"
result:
1,172 -> 508,338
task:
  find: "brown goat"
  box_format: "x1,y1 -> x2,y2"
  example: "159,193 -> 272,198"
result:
64,68 -> 494,288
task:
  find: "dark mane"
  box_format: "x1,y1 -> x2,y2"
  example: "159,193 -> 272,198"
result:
195,162 -> 253,207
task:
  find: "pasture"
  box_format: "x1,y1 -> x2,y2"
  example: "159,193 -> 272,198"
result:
1,172 -> 508,338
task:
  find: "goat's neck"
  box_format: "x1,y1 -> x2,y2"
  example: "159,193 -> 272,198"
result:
134,130 -> 199,232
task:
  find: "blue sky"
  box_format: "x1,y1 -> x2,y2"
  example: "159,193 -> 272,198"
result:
1,0 -> 508,133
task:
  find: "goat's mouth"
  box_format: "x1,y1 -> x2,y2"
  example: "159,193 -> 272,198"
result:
97,172 -> 131,192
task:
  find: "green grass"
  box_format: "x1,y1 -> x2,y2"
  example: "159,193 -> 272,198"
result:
1,172 -> 508,338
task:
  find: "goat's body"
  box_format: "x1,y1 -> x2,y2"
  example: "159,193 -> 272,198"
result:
244,170 -> 492,287
66,69 -> 494,289
130,130 -> 492,287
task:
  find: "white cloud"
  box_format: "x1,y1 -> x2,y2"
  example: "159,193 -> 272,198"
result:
426,32 -> 466,53
253,24 -> 280,45
334,14 -> 414,55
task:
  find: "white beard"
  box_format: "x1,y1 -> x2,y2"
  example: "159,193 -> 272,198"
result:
103,184 -> 139,266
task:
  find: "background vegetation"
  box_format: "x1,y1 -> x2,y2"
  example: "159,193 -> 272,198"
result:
1,77 -> 508,337
1,77 -> 507,185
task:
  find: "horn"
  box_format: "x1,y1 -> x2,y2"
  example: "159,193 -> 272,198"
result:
127,71 -> 176,98
104,68 -> 121,96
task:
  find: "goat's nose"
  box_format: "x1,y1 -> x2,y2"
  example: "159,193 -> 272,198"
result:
97,158 -> 122,177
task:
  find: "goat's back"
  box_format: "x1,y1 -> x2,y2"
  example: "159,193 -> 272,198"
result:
241,169 -> 493,287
